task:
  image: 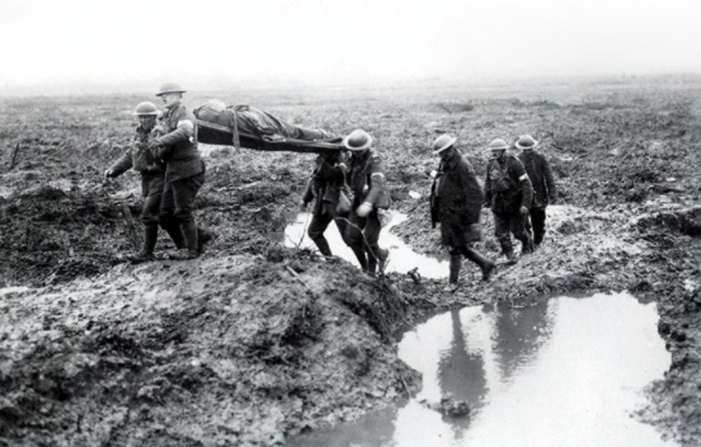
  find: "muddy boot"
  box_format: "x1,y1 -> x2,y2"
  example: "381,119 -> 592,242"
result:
161,223 -> 185,249
377,248 -> 389,273
443,254 -> 462,292
171,221 -> 199,260
128,224 -> 158,264
500,239 -> 517,265
534,231 -> 545,246
464,248 -> 496,281
197,227 -> 215,255
367,249 -> 378,277
520,236 -> 534,255
311,236 -> 333,257
351,246 -> 368,273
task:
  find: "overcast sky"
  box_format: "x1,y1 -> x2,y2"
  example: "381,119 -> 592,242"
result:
1,0 -> 700,94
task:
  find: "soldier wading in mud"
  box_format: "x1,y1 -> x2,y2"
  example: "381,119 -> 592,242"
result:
147,82 -> 212,260
516,134 -> 557,247
300,151 -> 349,257
343,129 -> 390,277
430,135 -> 496,291
485,138 -> 534,264
104,101 -> 212,263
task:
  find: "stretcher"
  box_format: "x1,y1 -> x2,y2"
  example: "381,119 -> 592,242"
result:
194,101 -> 344,154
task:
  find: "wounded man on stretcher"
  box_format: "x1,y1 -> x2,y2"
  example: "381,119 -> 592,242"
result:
194,100 -> 343,153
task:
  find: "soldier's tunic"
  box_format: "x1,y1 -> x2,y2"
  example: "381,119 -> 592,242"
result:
430,150 -> 484,247
485,154 -> 533,248
152,103 -> 205,227
301,152 -> 349,256
518,149 -> 557,244
108,125 -> 165,224
345,148 -> 390,273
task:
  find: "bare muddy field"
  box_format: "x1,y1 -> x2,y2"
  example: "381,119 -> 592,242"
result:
1,76 -> 701,446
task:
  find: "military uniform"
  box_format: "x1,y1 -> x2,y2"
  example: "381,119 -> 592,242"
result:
151,103 -> 206,257
109,123 -> 210,257
431,150 -> 495,282
109,125 -> 165,227
485,154 -> 534,260
518,149 -> 557,245
345,148 -> 390,275
301,152 -> 348,256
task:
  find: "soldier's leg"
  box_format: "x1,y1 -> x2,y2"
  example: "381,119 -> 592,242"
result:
363,211 -> 383,276
511,213 -> 534,254
494,212 -> 516,264
530,207 -> 547,245
307,210 -> 333,257
448,247 -> 463,285
462,245 -> 496,281
345,212 -> 368,272
158,181 -> 185,249
328,203 -> 349,246
130,176 -> 162,262
171,172 -> 205,260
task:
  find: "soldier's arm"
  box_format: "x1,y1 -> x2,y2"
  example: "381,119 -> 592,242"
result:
512,159 -> 533,209
155,109 -> 195,155
301,178 -> 314,205
542,155 -> 557,203
107,144 -> 135,177
484,164 -> 492,205
430,178 -> 439,229
330,157 -> 348,184
362,153 -> 387,207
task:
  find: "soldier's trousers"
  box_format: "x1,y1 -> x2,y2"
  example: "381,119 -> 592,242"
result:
527,206 -> 547,245
493,211 -> 531,246
159,171 -> 205,253
159,172 -> 205,225
141,173 -> 165,225
307,202 -> 348,257
345,209 -> 382,273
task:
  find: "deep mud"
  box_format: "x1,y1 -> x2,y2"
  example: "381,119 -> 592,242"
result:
1,77 -> 701,446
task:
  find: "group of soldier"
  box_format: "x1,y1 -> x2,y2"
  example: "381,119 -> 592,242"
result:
105,82 -> 556,288
104,83 -> 211,262
429,134 -> 557,291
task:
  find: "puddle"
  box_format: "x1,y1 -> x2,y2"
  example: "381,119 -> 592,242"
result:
287,292 -> 676,447
284,212 -> 448,278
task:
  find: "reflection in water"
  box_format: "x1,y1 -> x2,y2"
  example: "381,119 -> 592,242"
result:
287,293 -> 676,447
491,300 -> 555,382
435,310 -> 488,439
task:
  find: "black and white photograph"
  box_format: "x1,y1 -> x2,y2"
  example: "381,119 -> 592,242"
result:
1,0 -> 700,446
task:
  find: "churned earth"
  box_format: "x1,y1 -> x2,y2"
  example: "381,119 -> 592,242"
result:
1,76 -> 700,446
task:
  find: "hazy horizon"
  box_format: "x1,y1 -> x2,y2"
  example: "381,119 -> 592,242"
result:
2,0 -> 700,97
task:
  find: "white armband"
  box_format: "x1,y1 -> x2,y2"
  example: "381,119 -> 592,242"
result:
177,119 -> 194,135
519,173 -> 529,181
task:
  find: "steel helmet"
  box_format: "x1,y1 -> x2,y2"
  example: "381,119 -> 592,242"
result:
132,101 -> 159,116
155,82 -> 186,97
487,138 -> 510,151
515,134 -> 538,150
343,129 -> 373,151
432,134 -> 457,155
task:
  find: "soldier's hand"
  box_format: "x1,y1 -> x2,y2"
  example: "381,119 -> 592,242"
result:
300,200 -> 308,212
147,139 -> 163,150
103,169 -> 114,181
357,202 -> 373,218
520,206 -> 530,215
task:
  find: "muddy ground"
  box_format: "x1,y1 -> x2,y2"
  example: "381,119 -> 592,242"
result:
1,76 -> 700,446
